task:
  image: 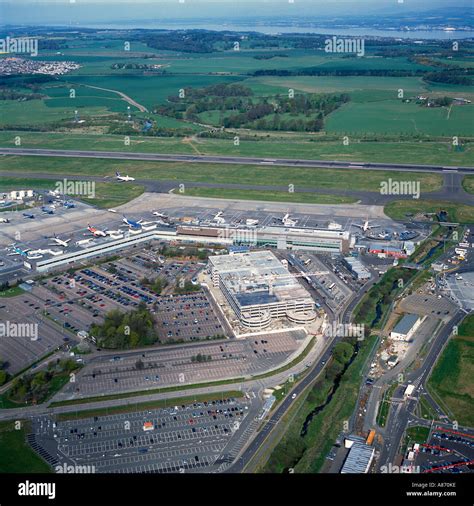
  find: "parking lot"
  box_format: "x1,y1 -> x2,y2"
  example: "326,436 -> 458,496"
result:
155,292 -> 225,342
30,395 -> 261,473
286,251 -> 356,316
414,426 -> 474,474
36,257 -> 222,342
398,294 -> 458,322
445,271 -> 474,312
56,330 -> 304,399
0,290 -> 71,373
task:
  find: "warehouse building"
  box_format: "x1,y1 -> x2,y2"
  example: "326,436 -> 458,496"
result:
343,257 -> 371,280
390,314 -> 424,342
341,438 -> 375,474
208,251 -> 316,329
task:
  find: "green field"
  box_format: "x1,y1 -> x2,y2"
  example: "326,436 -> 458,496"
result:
418,394 -> 440,421
403,426 -> 430,453
0,155 -> 444,194
59,74 -> 241,110
376,382 -> 398,428
179,188 -> 358,205
462,176 -> 474,194
427,315 -> 474,427
0,286 -> 25,298
384,200 -> 474,224
326,100 -> 473,136
0,421 -> 51,473
0,177 -> 145,209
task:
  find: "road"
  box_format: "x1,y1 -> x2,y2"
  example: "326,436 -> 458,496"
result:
377,308 -> 468,470
225,335 -> 339,473
1,147 -> 474,174
225,273 -> 372,473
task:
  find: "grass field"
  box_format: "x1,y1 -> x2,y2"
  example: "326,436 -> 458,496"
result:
384,200 -> 474,224
262,335 -> 377,473
403,426 -> 430,453
462,176 -> 474,194
0,286 -> 25,298
418,394 -> 440,421
0,421 -> 51,473
326,100 -> 473,136
179,188 -> 358,205
0,131 -> 471,166
0,155 -> 444,194
427,315 -> 474,427
376,382 -> 398,428
0,177 -> 145,209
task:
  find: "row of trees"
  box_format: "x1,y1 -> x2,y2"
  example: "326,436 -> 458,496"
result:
191,353 -> 212,363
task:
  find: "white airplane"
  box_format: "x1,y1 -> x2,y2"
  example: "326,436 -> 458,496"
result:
108,209 -> 117,213
213,212 -> 226,224
49,235 -> 71,248
245,218 -> 259,227
152,211 -> 168,219
281,213 -> 298,227
116,171 -> 135,182
48,189 -> 61,197
87,224 -> 107,237
353,219 -> 380,232
0,217 -> 9,223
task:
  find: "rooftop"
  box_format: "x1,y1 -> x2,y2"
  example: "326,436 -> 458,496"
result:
341,442 -> 375,474
392,314 -> 420,335
209,251 -> 313,307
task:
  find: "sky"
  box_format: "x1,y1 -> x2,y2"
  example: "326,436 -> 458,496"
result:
1,0 -> 471,26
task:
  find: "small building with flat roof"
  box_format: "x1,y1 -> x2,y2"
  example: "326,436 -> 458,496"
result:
390,314 -> 423,342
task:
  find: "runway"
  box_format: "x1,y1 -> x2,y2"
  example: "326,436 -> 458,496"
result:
0,169 -> 473,206
1,147 -> 474,174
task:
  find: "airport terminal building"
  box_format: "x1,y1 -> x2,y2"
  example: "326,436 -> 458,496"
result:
178,225 -> 353,254
208,251 -> 317,329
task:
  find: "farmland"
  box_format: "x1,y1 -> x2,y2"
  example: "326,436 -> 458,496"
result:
0,28 -> 472,167
427,315 -> 474,427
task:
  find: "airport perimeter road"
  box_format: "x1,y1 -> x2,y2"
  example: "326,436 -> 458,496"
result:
1,148 -> 473,174
225,336 -> 341,473
377,309 -> 467,470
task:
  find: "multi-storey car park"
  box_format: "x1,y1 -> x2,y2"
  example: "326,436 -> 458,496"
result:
208,251 -> 317,329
